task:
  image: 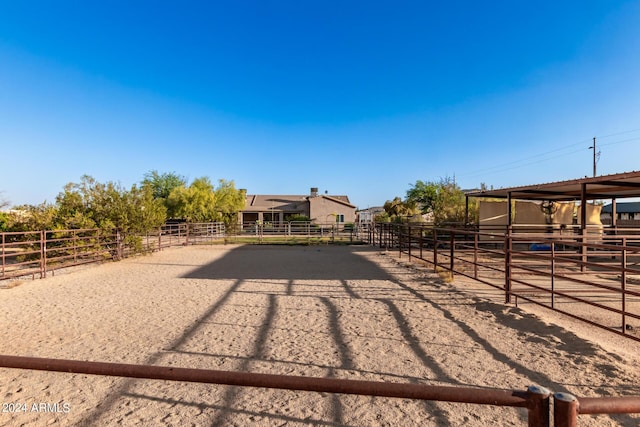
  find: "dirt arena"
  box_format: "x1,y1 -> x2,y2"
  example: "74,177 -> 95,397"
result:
2,244 -> 640,426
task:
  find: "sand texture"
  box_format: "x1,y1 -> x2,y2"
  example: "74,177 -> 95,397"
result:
1,244 -> 640,426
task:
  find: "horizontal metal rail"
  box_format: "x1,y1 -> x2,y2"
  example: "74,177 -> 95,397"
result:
371,223 -> 640,423
554,392 -> 640,427
0,354 -> 550,426
2,222 -> 369,282
0,224 -> 226,281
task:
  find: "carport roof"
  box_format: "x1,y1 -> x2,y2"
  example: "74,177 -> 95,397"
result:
465,170 -> 640,202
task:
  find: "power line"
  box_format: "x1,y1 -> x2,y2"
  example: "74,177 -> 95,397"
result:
459,147 -> 587,179
596,128 -> 640,140
457,129 -> 640,180
599,136 -> 640,148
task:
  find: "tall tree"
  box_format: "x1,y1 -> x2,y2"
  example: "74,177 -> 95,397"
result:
406,177 -> 477,225
166,177 -> 217,222
55,175 -> 166,231
142,170 -> 187,201
213,179 -> 246,225
4,202 -> 58,232
381,197 -> 419,223
406,180 -> 439,215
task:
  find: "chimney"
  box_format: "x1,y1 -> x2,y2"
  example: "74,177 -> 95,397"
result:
310,187 -> 319,197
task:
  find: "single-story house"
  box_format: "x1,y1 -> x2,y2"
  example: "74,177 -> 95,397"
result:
601,202 -> 640,222
240,188 -> 356,225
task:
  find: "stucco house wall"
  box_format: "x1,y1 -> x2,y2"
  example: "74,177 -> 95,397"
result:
308,196 -> 356,224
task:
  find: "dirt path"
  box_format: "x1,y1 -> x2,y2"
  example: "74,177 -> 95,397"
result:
1,245 -> 639,426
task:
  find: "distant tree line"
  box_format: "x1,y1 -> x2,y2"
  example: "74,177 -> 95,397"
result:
0,171 -> 246,233
376,177 -> 480,225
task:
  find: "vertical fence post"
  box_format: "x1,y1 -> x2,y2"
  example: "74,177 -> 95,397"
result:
474,232 -> 478,279
551,241 -> 555,309
449,231 -> 454,275
386,223 -> 390,249
373,222 -> 376,245
73,230 -> 78,264
505,227 -> 512,304
622,236 -> 627,333
580,229 -> 587,273
40,230 -> 46,279
1,232 -> 5,278
419,226 -> 423,260
554,393 -> 578,427
407,224 -> 412,262
433,228 -> 438,273
526,385 -> 551,427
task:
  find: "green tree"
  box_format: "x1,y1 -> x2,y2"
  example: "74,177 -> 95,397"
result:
142,170 -> 187,201
54,175 -> 166,232
406,180 -> 438,215
5,203 -> 58,231
213,179 -> 246,225
406,177 -> 478,225
381,197 -> 419,223
166,177 -> 246,224
119,184 -> 168,233
166,177 -> 217,222
431,178 -> 467,225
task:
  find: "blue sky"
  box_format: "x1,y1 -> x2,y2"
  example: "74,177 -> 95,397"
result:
1,1 -> 639,210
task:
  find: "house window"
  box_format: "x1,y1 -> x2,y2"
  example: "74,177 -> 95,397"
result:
336,214 -> 344,223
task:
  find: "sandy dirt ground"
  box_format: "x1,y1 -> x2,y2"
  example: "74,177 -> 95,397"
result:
1,244 -> 640,426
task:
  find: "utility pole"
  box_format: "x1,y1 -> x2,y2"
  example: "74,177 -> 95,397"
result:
589,137 -> 597,177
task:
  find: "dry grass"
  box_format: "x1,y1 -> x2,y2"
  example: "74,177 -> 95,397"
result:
435,266 -> 454,282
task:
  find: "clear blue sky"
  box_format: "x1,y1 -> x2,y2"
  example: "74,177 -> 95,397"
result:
1,1 -> 639,210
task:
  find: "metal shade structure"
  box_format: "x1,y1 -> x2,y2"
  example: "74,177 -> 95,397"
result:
466,170 -> 640,202
465,170 -> 640,228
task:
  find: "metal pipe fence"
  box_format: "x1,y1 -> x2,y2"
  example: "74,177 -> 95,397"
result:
232,221 -> 366,243
372,222 -> 640,422
0,223 -> 226,281
1,221 -> 371,281
3,353 -> 639,425
554,392 -> 640,427
374,223 -> 640,341
0,354 -> 550,426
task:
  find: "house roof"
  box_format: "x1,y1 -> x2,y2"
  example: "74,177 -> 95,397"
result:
466,170 -> 640,202
313,195 -> 355,208
601,202 -> 640,214
243,194 -> 354,212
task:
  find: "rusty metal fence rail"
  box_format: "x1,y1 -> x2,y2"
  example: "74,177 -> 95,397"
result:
371,222 -> 640,423
374,223 -> 640,341
0,229 -> 119,280
3,354 -> 639,426
554,392 -> 640,427
0,354 -> 550,426
2,221 -> 371,281
0,223 -> 226,281
233,221 -> 366,243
